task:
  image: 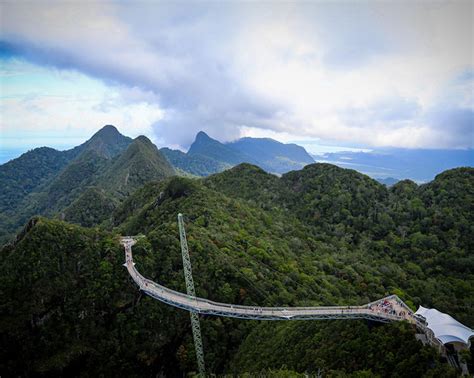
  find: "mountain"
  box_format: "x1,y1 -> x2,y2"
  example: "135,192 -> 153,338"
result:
62,187 -> 116,227
0,147 -> 79,215
98,136 -> 175,196
0,126 -> 174,243
314,148 -> 474,182
188,131 -> 256,165
376,177 -> 399,186
228,137 -> 314,173
161,131 -> 315,176
73,124 -> 133,159
160,147 -> 231,177
58,137 -> 174,227
205,163 -> 282,207
42,149 -> 111,214
3,163 -> 470,376
0,125 -> 131,216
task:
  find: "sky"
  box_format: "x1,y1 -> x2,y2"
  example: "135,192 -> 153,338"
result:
0,1 -> 473,157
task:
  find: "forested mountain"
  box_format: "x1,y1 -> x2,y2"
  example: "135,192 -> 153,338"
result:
1,127 -> 315,239
0,125 -> 130,217
97,136 -> 175,195
75,124 -> 133,159
161,131 -> 315,176
1,161 -> 472,376
228,137 -> 314,173
188,131 -> 256,166
160,147 -> 232,177
0,147 -> 78,214
0,126 -> 174,243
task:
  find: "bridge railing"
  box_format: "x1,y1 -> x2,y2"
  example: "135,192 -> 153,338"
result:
127,262 -> 402,320
123,238 -> 404,321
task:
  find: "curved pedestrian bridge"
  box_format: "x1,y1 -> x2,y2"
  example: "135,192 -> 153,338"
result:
121,237 -> 416,323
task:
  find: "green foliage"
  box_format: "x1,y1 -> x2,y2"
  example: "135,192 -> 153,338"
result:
1,163 -> 472,376
98,136 -> 175,196
43,149 -> 110,210
78,124 -> 133,159
205,163 -> 282,210
0,130 -> 173,244
231,321 -> 455,377
161,147 -> 232,177
227,136 -> 314,174
165,176 -> 200,199
281,163 -> 389,237
0,218 -> 191,376
0,147 -> 78,242
161,131 -> 315,176
188,131 -> 255,166
63,187 -> 117,227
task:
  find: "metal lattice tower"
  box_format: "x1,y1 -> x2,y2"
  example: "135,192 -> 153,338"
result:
178,213 -> 206,376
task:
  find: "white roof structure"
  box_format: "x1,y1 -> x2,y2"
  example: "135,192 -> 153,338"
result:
415,306 -> 474,346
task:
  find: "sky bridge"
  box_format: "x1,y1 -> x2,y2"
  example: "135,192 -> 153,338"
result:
121,236 -> 414,324
120,214 -> 473,375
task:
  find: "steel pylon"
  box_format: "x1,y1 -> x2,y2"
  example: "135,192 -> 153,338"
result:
178,213 -> 206,376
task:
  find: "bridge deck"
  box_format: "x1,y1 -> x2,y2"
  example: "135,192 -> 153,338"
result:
121,237 -> 416,323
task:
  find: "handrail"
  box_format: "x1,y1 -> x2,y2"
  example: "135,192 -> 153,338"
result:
121,237 -> 409,323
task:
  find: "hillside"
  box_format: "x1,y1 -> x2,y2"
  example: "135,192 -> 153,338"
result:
0,218 -> 170,376
62,187 -> 116,227
0,159 -> 472,375
219,165 -> 474,322
0,147 -> 79,215
162,131 -> 315,176
160,147 -> 232,176
0,125 -> 127,215
39,126 -> 133,213
98,136 -> 175,196
187,131 -> 256,166
228,137 -> 314,173
0,127 -> 174,243
75,124 -> 133,158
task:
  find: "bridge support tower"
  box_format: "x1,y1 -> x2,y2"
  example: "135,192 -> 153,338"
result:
178,213 -> 206,376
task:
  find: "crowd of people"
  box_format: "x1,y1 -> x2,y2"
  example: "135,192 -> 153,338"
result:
368,299 -> 406,318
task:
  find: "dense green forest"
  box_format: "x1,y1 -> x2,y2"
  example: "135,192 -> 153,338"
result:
0,127 -> 174,243
161,130 -> 315,176
0,125 -> 131,217
1,162 -> 472,376
161,146 -> 232,177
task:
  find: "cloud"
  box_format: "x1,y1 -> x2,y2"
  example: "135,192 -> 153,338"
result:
0,59 -> 164,149
0,1 -> 472,150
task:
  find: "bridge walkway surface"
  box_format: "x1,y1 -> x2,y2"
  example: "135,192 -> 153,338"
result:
121,237 -> 418,324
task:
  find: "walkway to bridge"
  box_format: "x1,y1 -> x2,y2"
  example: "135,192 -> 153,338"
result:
121,237 -> 417,324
